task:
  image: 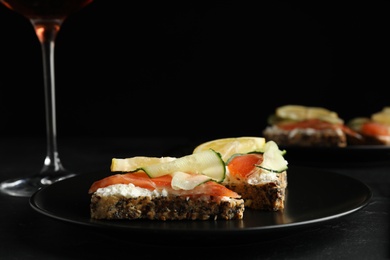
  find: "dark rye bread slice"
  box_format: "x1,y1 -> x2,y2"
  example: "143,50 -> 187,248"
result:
263,126 -> 347,147
90,194 -> 245,221
224,171 -> 287,211
354,134 -> 390,145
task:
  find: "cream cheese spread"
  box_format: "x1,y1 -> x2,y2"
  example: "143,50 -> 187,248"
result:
95,183 -> 168,198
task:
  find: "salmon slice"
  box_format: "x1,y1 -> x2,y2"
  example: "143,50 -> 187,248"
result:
277,118 -> 362,140
361,122 -> 390,136
227,153 -> 263,179
88,171 -> 171,194
277,119 -> 341,130
88,171 -> 240,198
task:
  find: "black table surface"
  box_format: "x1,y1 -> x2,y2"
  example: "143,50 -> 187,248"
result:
0,136 -> 389,259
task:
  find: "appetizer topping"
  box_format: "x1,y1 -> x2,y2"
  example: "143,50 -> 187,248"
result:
89,172 -> 170,194
276,118 -> 342,130
269,104 -> 343,125
90,171 -> 240,198
348,117 -> 371,132
89,150 -> 229,197
226,153 -> 264,180
111,150 -> 225,183
372,107 -> 390,125
347,107 -> 390,137
93,183 -> 167,197
141,150 -> 225,182
226,153 -> 283,185
193,136 -> 266,162
361,122 -> 390,136
259,140 -> 288,172
171,171 -> 212,190
226,140 -> 287,177
111,156 -> 176,172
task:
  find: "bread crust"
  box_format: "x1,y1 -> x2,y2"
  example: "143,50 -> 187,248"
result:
90,194 -> 245,221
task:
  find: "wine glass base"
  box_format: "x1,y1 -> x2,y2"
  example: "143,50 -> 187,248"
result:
0,172 -> 76,197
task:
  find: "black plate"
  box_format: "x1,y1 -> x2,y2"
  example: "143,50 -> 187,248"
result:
280,145 -> 390,164
30,166 -> 372,245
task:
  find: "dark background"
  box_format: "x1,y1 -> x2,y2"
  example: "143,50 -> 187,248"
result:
0,1 -> 389,143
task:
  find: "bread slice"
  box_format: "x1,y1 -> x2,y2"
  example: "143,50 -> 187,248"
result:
263,125 -> 348,147
90,191 -> 245,220
223,171 -> 287,211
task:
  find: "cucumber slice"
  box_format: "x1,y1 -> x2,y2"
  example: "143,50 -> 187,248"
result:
142,149 -> 226,182
258,141 -> 288,172
171,172 -> 211,190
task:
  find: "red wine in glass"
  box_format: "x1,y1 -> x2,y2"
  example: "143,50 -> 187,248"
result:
0,0 -> 94,197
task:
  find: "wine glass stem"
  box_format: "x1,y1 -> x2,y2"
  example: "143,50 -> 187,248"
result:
31,19 -> 66,174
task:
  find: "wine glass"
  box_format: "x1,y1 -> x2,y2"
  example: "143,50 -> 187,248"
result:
0,0 -> 94,197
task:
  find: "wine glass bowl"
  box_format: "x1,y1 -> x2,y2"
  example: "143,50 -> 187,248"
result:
0,0 -> 94,197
